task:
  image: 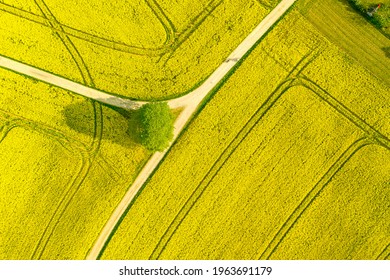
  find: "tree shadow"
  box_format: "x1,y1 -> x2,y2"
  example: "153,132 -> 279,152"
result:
63,102 -> 143,148
337,0 -> 359,12
337,0 -> 369,22
106,104 -> 143,145
382,47 -> 390,58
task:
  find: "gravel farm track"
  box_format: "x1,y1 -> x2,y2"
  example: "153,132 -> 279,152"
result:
0,0 -> 297,259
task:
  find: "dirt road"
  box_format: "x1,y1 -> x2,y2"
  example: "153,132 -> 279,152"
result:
0,55 -> 145,110
86,0 -> 296,260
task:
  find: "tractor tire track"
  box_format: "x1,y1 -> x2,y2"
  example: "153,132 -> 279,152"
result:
1,0 -> 219,57
151,47 -> 388,259
33,0 -> 102,155
34,0 -> 93,85
255,0 -> 277,10
0,110 -> 88,151
30,149 -> 90,259
29,0 -> 104,259
162,0 -> 224,63
148,51 -> 316,259
300,77 -> 390,150
0,124 -> 17,144
376,243 -> 390,260
148,79 -> 296,259
0,115 -> 94,262
0,2 -> 172,56
258,137 -> 374,259
144,0 -> 176,46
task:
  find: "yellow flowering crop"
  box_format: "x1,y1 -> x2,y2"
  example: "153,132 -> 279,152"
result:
101,10 -> 389,260
0,0 -> 269,100
0,69 -> 150,259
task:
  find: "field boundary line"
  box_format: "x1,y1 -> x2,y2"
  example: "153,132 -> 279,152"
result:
258,137 -> 374,259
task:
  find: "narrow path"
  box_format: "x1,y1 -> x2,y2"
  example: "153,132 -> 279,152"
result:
86,0 -> 296,260
0,55 -> 144,110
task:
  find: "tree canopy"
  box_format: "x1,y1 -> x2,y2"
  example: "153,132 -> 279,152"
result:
139,102 -> 174,152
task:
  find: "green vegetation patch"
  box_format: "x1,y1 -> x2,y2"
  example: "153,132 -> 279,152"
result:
139,102 -> 174,152
348,0 -> 390,34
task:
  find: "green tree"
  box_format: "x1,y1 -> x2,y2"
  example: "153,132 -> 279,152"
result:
139,102 -> 174,152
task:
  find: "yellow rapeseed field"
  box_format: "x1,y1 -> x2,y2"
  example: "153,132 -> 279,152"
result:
101,42 -> 290,259
0,11 -> 82,82
156,86 -> 363,259
0,0 -> 269,99
271,145 -> 390,260
297,0 -> 390,85
73,0 -> 269,100
0,68 -> 150,259
157,0 -> 211,31
0,126 -> 81,259
101,10 -> 389,260
44,0 -> 167,48
1,0 -> 388,261
1,0 -> 41,13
